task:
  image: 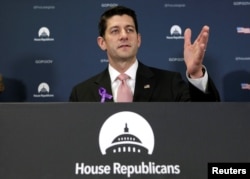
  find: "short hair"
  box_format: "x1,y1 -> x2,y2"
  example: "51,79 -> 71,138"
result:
98,6 -> 139,37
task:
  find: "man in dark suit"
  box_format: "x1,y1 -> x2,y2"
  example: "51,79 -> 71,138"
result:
70,6 -> 220,102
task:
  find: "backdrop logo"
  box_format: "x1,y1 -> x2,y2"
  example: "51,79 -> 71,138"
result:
34,27 -> 55,42
166,25 -> 184,40
38,82 -> 50,93
99,111 -> 154,155
33,82 -> 54,98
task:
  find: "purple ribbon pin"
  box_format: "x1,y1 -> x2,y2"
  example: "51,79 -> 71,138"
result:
99,87 -> 112,103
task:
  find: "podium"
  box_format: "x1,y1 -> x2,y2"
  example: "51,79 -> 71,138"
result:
0,102 -> 250,178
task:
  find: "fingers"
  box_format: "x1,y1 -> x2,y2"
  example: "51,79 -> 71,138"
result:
185,26 -> 209,50
184,28 -> 191,48
196,26 -> 209,41
197,25 -> 209,50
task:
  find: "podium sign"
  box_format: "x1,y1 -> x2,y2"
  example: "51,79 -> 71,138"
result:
0,103 -> 250,178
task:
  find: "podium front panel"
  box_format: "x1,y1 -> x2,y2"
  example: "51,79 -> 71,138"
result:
0,103 -> 249,178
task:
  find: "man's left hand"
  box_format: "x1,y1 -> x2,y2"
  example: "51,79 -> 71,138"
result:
184,25 -> 209,78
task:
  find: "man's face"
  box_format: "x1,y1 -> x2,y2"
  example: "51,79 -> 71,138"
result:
98,15 -> 141,62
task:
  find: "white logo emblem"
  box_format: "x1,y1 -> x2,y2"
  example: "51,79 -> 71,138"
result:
99,111 -> 154,155
38,27 -> 50,38
33,82 -> 54,98
34,27 -> 55,41
166,25 -> 184,40
38,82 -> 50,93
170,25 -> 182,35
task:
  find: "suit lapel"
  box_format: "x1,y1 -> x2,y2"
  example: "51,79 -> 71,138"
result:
93,69 -> 114,102
133,62 -> 156,102
92,63 -> 156,102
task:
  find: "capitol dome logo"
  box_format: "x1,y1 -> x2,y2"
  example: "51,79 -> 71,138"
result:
170,25 -> 182,36
34,27 -> 55,42
38,82 -> 50,93
99,111 -> 154,155
166,25 -> 184,40
33,82 -> 54,98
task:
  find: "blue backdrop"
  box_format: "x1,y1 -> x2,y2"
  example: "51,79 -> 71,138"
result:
0,0 -> 250,102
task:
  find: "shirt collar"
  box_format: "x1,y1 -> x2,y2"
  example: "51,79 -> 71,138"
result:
109,60 -> 138,83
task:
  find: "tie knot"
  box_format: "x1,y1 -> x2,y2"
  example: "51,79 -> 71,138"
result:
117,73 -> 130,81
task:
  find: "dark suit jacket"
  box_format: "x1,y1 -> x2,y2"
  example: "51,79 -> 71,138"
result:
69,62 -> 220,102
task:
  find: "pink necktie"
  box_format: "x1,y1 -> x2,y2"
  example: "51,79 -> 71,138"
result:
117,74 -> 133,102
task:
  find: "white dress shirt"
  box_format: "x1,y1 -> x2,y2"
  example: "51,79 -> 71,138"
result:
109,60 -> 208,102
186,65 -> 208,92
